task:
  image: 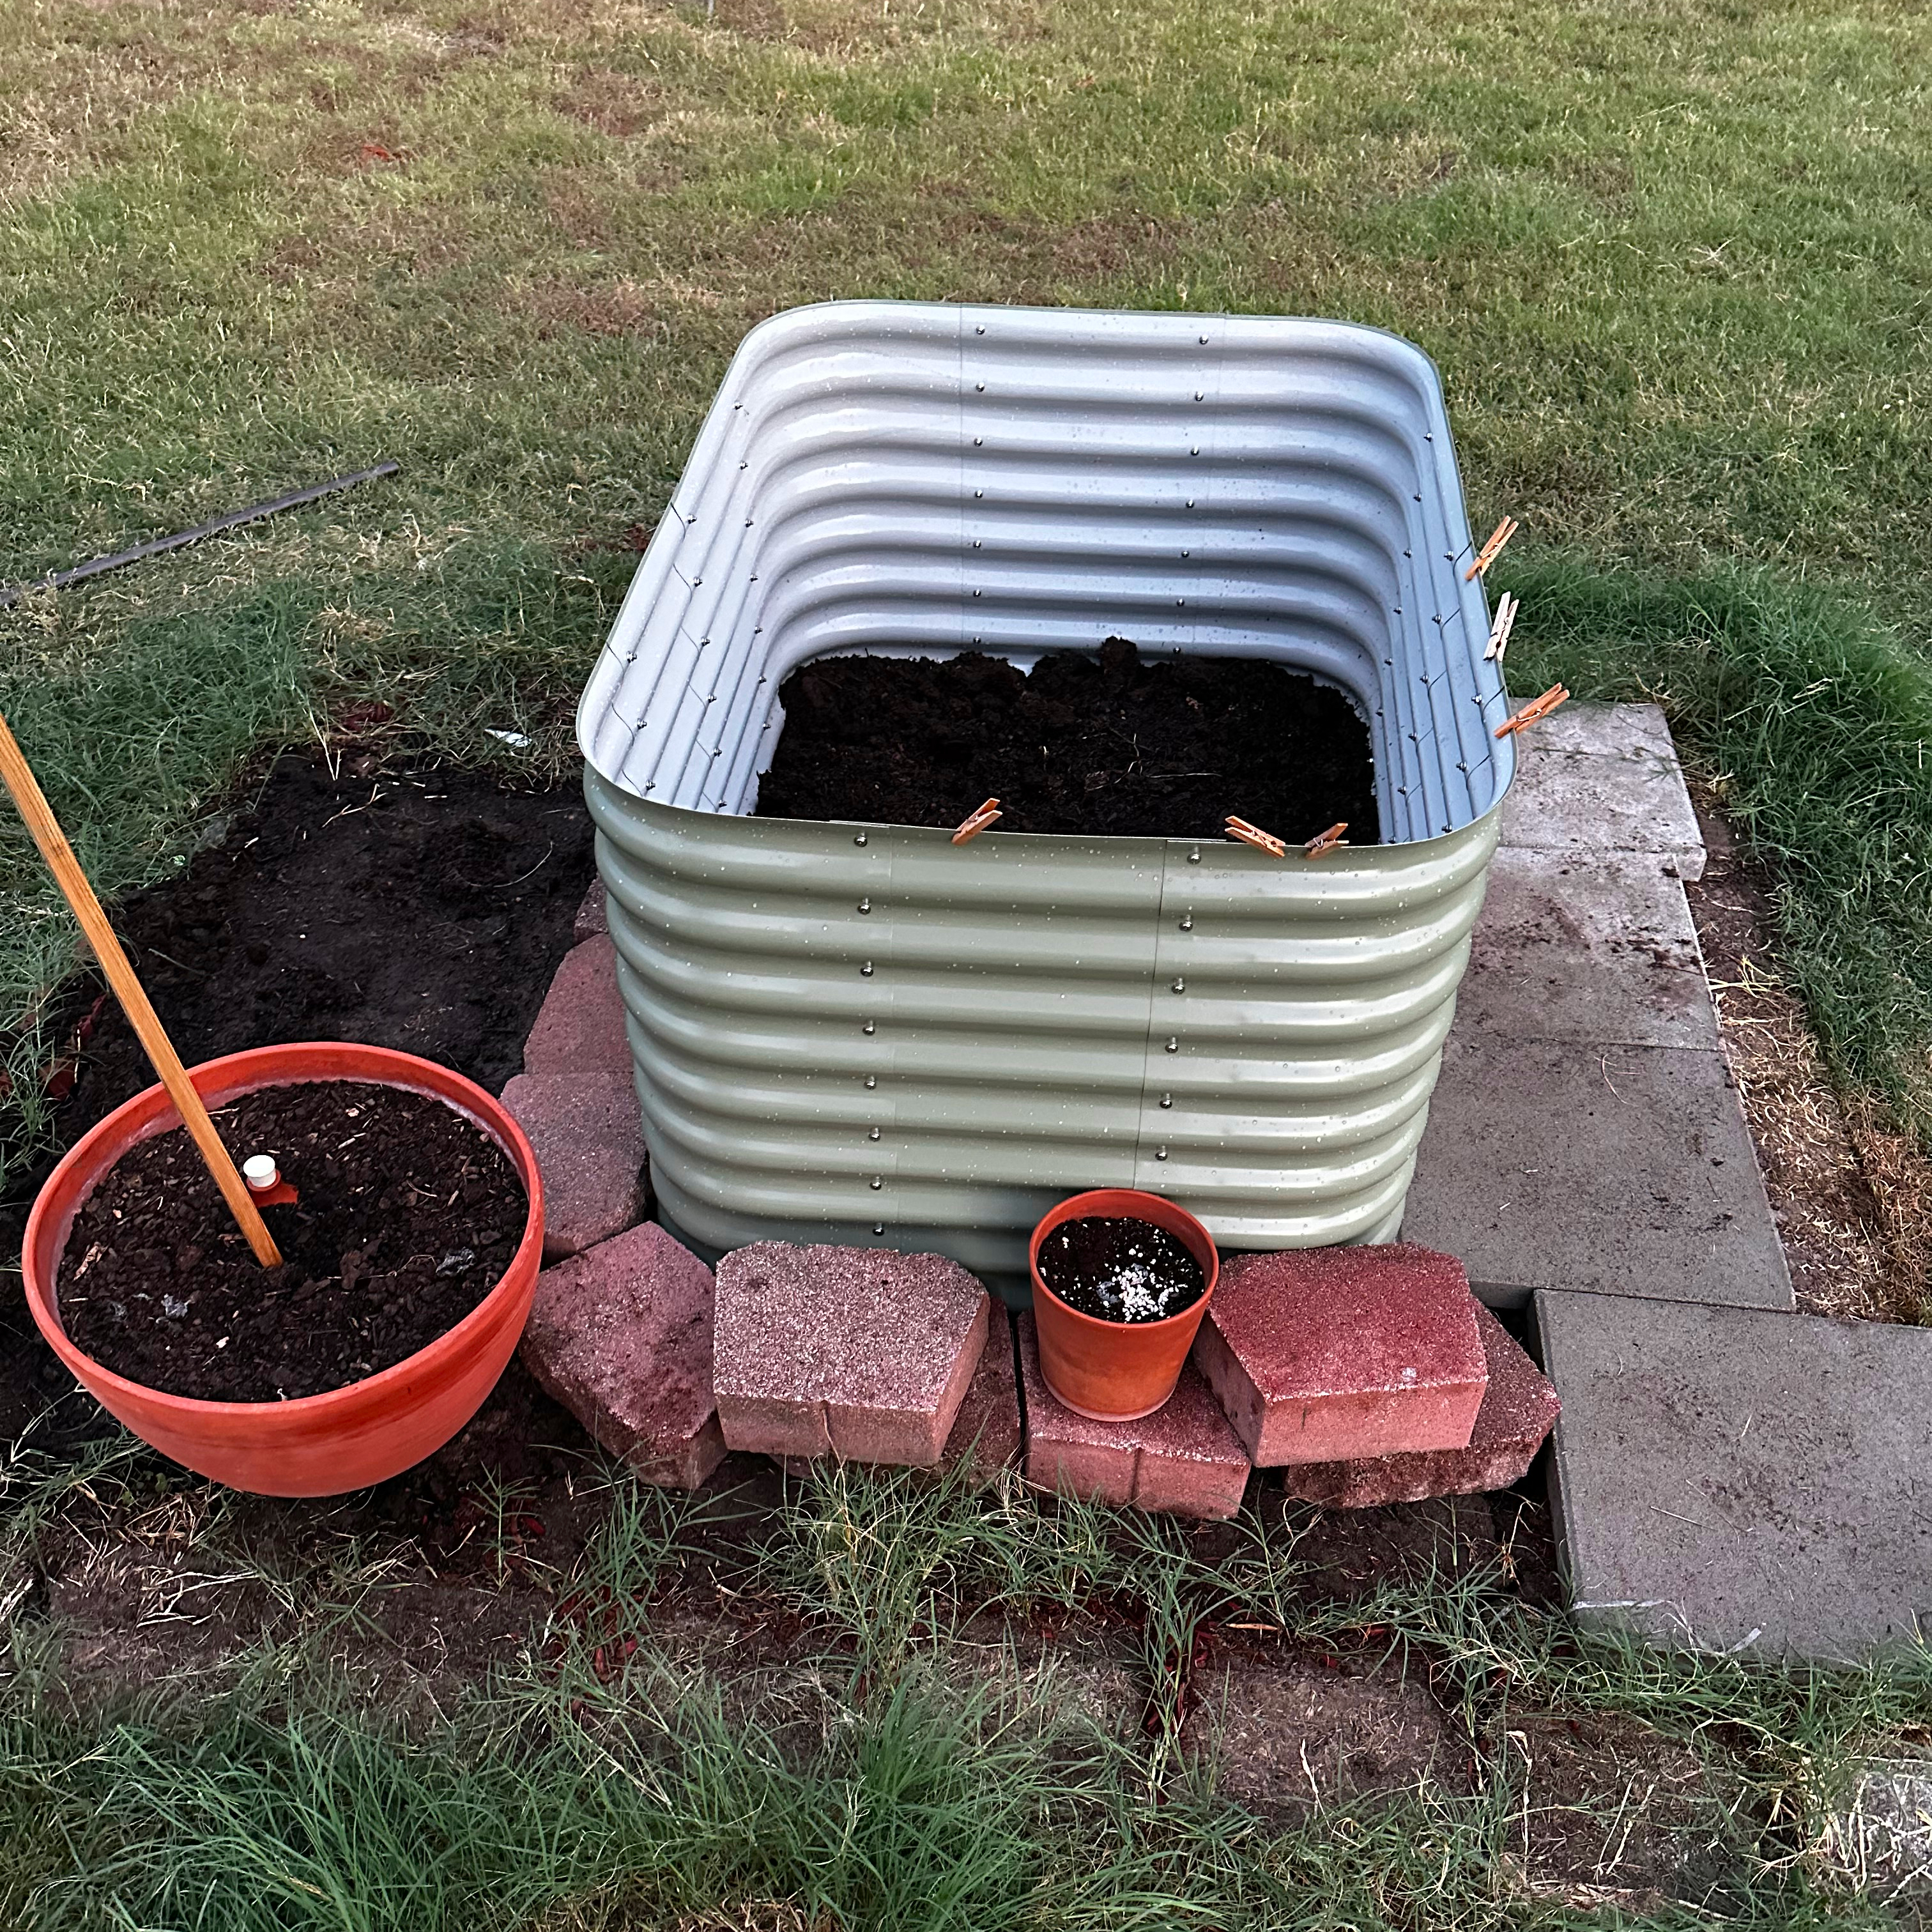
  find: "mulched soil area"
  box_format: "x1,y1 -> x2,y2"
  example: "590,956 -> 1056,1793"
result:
755,640 -> 1380,842
0,750 -> 593,1473
61,1081 -> 526,1402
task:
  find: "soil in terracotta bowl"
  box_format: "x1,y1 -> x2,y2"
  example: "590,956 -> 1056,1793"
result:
58,1081 -> 525,1403
1038,1215 -> 1207,1324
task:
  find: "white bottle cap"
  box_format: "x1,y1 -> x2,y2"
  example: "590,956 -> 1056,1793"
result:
242,1154 -> 280,1193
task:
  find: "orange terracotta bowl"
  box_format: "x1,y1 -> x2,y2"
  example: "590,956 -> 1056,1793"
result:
21,1042 -> 545,1497
1028,1187 -> 1220,1422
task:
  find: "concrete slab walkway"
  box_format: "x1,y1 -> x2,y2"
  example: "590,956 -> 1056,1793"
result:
1404,702 -> 1794,1314
1536,1289 -> 1932,1660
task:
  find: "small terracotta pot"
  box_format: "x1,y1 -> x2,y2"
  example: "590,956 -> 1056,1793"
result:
1029,1188 -> 1220,1422
21,1042 -> 545,1498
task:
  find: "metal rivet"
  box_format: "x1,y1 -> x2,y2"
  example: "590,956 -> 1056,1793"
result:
870,1176 -> 883,1189
1160,1093 -> 1173,1108
858,898 -> 871,913
976,382 -> 985,392
974,489 -> 983,499
863,1022 -> 876,1035
1156,1147 -> 1169,1160
861,963 -> 873,976
873,1224 -> 885,1236
1165,1036 -> 1179,1052
1172,977 -> 1185,993
976,324 -> 985,334
865,1075 -> 877,1089
1179,916 -> 1192,930
693,578 -> 702,585
1186,498 -> 1195,509
1176,597 -> 1184,606
973,437 -> 983,446
1190,446 -> 1200,456
740,460 -> 748,469
1188,848 -> 1201,863
973,588 -> 981,597
1199,334 -> 1209,344
1181,549 -> 1189,558
1194,390 -> 1204,401
972,540 -> 981,548
855,832 -> 868,845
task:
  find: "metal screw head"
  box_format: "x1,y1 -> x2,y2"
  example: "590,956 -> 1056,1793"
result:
1165,1036 -> 1179,1052
976,382 -> 985,392
975,324 -> 985,334
868,1126 -> 881,1140
857,898 -> 871,913
1179,915 -> 1192,930
1160,1093 -> 1173,1108
861,963 -> 873,976
1156,1147 -> 1169,1160
863,1021 -> 876,1035
1194,390 -> 1204,401
870,1176 -> 883,1190
974,489 -> 983,498
1188,848 -> 1201,863
854,832 -> 868,845
874,1224 -> 885,1236
1171,977 -> 1185,993
864,1075 -> 877,1089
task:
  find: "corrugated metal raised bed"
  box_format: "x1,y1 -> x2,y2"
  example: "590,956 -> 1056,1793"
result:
578,301 -> 1515,1282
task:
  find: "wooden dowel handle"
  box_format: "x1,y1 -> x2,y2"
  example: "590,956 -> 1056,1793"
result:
0,712 -> 282,1267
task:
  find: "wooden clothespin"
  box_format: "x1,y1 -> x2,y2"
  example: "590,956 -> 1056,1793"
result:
1303,821 -> 1350,859
951,797 -> 1001,844
1483,593 -> 1519,663
1464,516 -> 1519,581
1224,815 -> 1287,858
1494,684 -> 1570,739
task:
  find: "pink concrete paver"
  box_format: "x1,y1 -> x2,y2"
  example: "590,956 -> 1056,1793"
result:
712,1243 -> 992,1466
941,1322 -> 1022,1483
1018,1315 -> 1250,1520
521,1221 -> 724,1489
1280,1303 -> 1560,1508
500,1070 -> 647,1263
1192,1245 -> 1487,1466
523,934 -> 631,1078
574,876 -> 609,944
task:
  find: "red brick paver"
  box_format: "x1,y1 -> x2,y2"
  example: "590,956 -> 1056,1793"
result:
1192,1245 -> 1487,1466
523,934 -> 631,1078
713,1243 -> 991,1466
501,1070 -> 647,1263
1280,1302 -> 1560,1507
521,1221 -> 724,1489
1018,1315 -> 1250,1520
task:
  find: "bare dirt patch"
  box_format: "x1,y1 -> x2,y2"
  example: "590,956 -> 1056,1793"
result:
1498,1709 -> 1740,1912
1685,795 -> 1926,1322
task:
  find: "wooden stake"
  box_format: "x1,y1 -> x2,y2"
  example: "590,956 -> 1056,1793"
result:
0,711 -> 282,1266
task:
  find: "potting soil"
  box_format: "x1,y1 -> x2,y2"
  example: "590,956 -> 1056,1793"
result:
755,638 -> 1379,841
1038,1215 -> 1208,1324
60,1081 -> 526,1402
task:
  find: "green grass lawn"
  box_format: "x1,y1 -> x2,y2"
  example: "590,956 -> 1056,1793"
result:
4,0 -> 1932,1173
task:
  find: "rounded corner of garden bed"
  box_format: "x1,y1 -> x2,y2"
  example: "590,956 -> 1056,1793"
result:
22,1041 -> 546,1499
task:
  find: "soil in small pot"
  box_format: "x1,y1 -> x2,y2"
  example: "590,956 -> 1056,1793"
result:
1038,1216 -> 1207,1324
755,638 -> 1379,841
59,1081 -> 526,1403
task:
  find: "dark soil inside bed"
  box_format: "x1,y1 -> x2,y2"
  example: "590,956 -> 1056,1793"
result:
1038,1215 -> 1208,1324
755,640 -> 1380,841
61,1081 -> 525,1402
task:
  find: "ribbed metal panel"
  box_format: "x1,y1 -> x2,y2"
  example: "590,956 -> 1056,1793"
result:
577,302 -> 1514,1282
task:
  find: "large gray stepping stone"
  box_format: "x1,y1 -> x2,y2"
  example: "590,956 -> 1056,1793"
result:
1536,1290 -> 1932,1660
1453,846 -> 1720,1052
1502,701 -> 1705,882
1404,1036 -> 1793,1310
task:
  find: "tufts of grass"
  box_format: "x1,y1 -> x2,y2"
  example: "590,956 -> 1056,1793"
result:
1503,556 -> 1932,1136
